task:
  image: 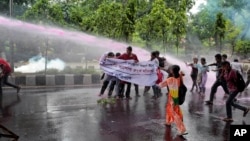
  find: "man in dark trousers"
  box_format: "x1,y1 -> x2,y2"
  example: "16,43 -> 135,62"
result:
117,46 -> 140,99
0,58 -> 21,93
205,54 -> 229,105
221,61 -> 249,122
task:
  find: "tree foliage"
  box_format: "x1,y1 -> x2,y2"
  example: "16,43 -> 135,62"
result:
1,0 -> 250,57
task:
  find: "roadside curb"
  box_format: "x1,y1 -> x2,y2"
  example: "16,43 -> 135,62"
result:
6,74 -> 101,87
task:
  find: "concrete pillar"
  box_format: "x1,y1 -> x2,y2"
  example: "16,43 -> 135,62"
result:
46,75 -> 55,86
83,74 -> 92,85
65,74 -> 74,85
26,75 -> 36,86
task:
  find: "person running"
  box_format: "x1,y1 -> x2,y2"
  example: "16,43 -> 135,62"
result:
185,57 -> 199,92
205,54 -> 229,105
221,61 -> 249,122
158,65 -> 187,138
0,58 -> 21,93
197,57 -> 209,95
117,46 -> 140,99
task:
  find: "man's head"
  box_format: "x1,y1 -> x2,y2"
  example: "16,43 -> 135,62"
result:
107,52 -> 115,58
233,59 -> 239,62
155,51 -> 160,57
201,57 -> 206,65
115,52 -> 121,58
126,46 -> 132,55
193,57 -> 198,63
221,61 -> 231,71
151,51 -> 157,59
222,54 -> 227,61
215,54 -> 222,63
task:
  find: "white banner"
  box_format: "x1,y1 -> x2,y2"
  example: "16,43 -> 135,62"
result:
100,58 -> 158,86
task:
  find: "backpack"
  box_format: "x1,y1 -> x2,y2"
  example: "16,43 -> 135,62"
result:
235,70 -> 246,92
178,77 -> 187,105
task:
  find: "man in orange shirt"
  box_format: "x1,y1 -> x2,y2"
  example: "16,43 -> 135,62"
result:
0,58 -> 21,93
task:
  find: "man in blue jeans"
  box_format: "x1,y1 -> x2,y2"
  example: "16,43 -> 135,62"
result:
221,61 -> 249,122
205,54 -> 229,105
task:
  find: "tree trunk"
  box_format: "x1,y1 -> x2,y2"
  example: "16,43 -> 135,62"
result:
219,36 -> 222,53
10,40 -> 14,72
176,35 -> 179,55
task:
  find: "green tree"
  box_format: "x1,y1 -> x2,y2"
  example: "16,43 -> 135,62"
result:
22,0 -> 65,26
136,0 -> 174,51
172,0 -> 188,55
92,2 -> 124,38
235,40 -> 250,58
214,12 -> 226,53
224,20 -> 241,55
0,0 -> 35,17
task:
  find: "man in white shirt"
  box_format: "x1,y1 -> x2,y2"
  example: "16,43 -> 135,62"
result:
231,59 -> 243,75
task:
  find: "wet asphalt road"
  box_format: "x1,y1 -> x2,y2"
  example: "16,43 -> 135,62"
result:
0,84 -> 250,141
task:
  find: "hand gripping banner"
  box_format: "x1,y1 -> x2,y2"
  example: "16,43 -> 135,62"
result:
100,58 -> 158,86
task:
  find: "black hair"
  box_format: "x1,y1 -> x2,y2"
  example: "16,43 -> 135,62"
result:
115,52 -> 121,57
127,46 -> 132,51
107,52 -> 115,57
221,61 -> 230,66
201,57 -> 206,62
233,59 -> 239,62
151,51 -> 157,57
215,54 -> 222,60
222,54 -> 227,58
171,65 -> 180,78
155,51 -> 160,56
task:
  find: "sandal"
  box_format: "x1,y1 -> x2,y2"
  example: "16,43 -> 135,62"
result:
223,118 -> 233,122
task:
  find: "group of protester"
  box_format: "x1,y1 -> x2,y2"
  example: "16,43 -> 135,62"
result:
185,53 -> 250,122
99,46 -> 171,99
99,47 -> 250,139
99,46 -> 189,138
0,58 -> 21,95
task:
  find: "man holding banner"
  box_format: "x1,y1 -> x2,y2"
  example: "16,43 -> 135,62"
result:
117,46 -> 140,99
99,46 -> 158,100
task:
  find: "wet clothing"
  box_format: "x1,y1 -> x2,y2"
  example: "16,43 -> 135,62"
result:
116,53 -> 139,98
160,76 -> 186,134
191,64 -> 198,78
223,68 -> 247,118
245,69 -> 250,89
197,64 -> 209,93
0,58 -> 19,90
118,53 -> 138,62
0,58 -> 12,75
208,62 -> 229,101
231,62 -> 243,75
223,69 -> 238,92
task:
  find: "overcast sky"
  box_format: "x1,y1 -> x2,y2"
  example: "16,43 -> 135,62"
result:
190,0 -> 207,14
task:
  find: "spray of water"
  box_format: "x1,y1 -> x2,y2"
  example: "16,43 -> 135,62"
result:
0,15 -> 219,86
15,55 -> 65,73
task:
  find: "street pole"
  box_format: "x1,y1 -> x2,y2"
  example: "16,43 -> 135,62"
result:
9,0 -> 14,72
45,39 -> 48,75
9,0 -> 13,17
